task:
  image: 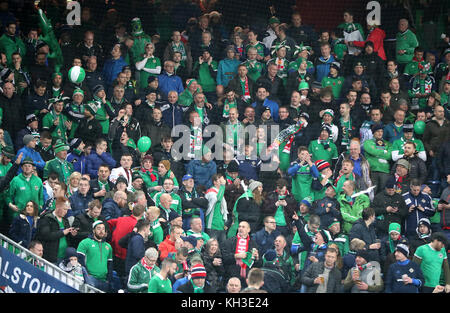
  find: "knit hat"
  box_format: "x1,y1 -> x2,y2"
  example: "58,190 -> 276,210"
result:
168,210 -> 180,222
160,160 -> 171,171
226,160 -> 239,173
321,123 -> 332,135
301,196 -> 313,208
268,16 -> 280,24
54,142 -> 70,154
92,220 -> 105,230
92,84 -> 105,95
73,88 -> 84,97
181,235 -> 197,248
26,114 -> 38,124
65,247 -> 78,259
396,159 -> 410,170
147,76 -> 158,84
263,249 -> 278,264
395,243 -> 409,257
364,41 -> 374,49
132,172 -> 143,182
371,123 -> 383,133
86,101 -> 98,115
298,81 -> 309,91
1,145 -> 15,159
330,61 -> 341,71
356,249 -> 371,262
315,159 -> 331,171
115,175 -> 128,186
385,176 -> 396,189
417,218 -> 431,229
326,217 -> 340,230
21,157 -> 34,166
403,122 -> 414,132
388,222 -> 401,235
299,112 -> 310,121
311,81 -> 322,89
190,264 -> 207,279
318,229 -> 332,243
323,109 -> 334,118
69,138 -> 83,151
248,179 -> 262,192
23,134 -> 36,146
141,154 -> 153,164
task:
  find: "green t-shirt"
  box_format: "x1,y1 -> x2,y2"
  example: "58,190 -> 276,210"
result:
274,206 -> 287,226
308,139 -> 338,164
148,273 -> 172,293
57,219 -> 67,259
77,238 -> 113,281
414,243 -> 447,287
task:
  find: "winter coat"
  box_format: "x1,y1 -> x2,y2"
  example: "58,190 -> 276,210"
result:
372,190 -> 408,235
301,261 -> 343,293
8,214 -> 37,248
261,263 -> 291,293
125,232 -> 146,275
314,196 -> 341,229
314,55 -> 335,82
35,211 -> 72,264
385,260 -> 424,293
216,58 -> 240,87
201,249 -> 225,290
221,235 -> 262,281
235,196 -> 263,234
102,56 -> 128,88
177,280 -> 217,293
71,212 -> 110,248
16,145 -> 46,172
102,198 -> 124,221
107,215 -> 139,259
68,191 -> 93,218
0,93 -> 25,140
157,71 -> 184,100
337,192 -> 370,233
391,156 -> 427,184
251,228 -> 281,257
422,118 -> 450,155
85,150 -> 116,179
261,191 -> 297,233
67,150 -> 88,175
348,219 -> 380,262
160,101 -> 184,129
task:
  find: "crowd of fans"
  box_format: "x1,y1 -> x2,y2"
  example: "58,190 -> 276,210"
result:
0,0 -> 449,294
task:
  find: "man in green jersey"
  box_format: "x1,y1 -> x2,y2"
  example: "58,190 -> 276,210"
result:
77,220 -> 113,292
413,232 -> 450,293
148,257 -> 177,293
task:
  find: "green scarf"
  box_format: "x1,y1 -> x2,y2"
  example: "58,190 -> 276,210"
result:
190,279 -> 204,293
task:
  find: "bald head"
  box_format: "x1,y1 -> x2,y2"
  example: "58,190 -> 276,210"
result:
160,193 -> 173,209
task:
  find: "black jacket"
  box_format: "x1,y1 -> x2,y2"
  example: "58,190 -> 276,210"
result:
235,196 -> 263,234
35,212 -> 72,263
301,261 -> 343,293
71,212 -> 110,248
201,249 -> 225,291
221,235 -> 262,281
177,279 -> 217,293
391,156 -> 427,185
348,219 -> 380,262
0,93 -> 25,140
262,191 -> 297,233
372,190 -> 408,235
261,263 -> 291,293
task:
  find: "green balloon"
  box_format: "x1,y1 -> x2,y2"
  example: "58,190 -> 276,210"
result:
414,121 -> 426,135
137,136 -> 152,152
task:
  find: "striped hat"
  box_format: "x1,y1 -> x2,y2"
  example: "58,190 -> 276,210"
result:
315,159 -> 331,171
190,264 -> 207,279
395,243 -> 409,257
92,220 -> 105,230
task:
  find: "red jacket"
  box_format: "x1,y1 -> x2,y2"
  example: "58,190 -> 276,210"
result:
353,27 -> 386,61
158,235 -> 177,261
107,216 -> 138,259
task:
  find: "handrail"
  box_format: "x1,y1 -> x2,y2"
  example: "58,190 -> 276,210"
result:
0,233 -> 103,293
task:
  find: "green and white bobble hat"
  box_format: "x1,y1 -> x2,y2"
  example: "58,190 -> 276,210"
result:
92,220 -> 105,230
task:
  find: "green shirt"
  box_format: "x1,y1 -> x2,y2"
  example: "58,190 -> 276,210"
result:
396,29 -> 419,64
148,273 -> 172,293
77,237 -> 113,281
414,243 -> 447,288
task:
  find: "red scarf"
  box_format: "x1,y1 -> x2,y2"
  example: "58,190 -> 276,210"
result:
141,257 -> 154,271
395,173 -> 405,190
242,77 -> 250,101
235,235 -> 250,278
140,168 -> 157,182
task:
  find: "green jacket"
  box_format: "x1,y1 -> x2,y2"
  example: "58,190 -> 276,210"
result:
152,191 -> 183,216
362,138 -> 392,173
41,111 -> 70,143
337,192 -> 370,234
8,173 -> 44,217
127,259 -> 160,293
0,34 -> 26,66
395,29 -> 419,64
43,157 -> 74,185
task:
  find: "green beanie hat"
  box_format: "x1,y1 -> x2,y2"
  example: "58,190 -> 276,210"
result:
131,17 -> 144,36
388,222 -> 401,234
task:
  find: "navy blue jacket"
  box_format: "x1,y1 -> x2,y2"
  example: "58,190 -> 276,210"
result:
403,191 -> 435,237
85,150 -> 117,179
102,198 -> 123,221
385,259 -> 424,293
185,159 -> 217,189
251,228 -> 281,256
69,191 -> 93,218
125,232 -> 146,275
9,214 -> 36,248
160,101 -> 184,129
